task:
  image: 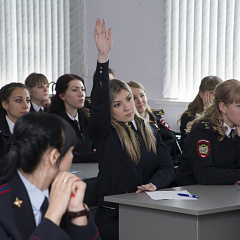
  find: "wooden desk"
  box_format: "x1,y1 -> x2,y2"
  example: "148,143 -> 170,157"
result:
105,185 -> 240,240
70,163 -> 98,208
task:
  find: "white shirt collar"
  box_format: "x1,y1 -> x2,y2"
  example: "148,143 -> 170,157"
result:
223,122 -> 235,138
5,116 -> 15,134
127,119 -> 137,130
66,111 -> 78,122
144,112 -> 150,121
31,101 -> 44,112
17,170 -> 49,225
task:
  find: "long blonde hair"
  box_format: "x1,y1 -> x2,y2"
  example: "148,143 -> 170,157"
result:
127,80 -> 158,125
110,79 -> 157,164
189,79 -> 240,141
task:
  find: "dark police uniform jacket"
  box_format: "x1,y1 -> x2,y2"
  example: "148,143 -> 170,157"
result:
176,120 -> 240,186
89,61 -> 175,208
0,173 -> 101,240
56,110 -> 97,163
179,111 -> 195,149
0,116 -> 11,159
149,111 -> 181,161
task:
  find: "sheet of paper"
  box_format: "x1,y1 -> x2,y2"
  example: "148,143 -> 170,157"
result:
146,190 -> 198,200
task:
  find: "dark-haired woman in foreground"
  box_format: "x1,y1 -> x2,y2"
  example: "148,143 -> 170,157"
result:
0,112 -> 100,240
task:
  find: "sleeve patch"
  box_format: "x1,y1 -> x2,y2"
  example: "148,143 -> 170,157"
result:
197,139 -> 210,158
159,118 -> 172,130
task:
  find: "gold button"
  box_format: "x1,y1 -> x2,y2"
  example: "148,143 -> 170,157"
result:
100,71 -> 102,74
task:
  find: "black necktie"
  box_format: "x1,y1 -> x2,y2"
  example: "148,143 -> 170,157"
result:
40,197 -> 49,219
230,129 -> 236,140
73,120 -> 79,129
128,122 -> 136,132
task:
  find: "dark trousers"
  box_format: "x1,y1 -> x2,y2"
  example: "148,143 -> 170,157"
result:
95,207 -> 119,240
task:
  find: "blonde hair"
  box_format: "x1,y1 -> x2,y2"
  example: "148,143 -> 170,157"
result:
189,79 -> 240,141
110,79 -> 157,164
127,80 -> 158,125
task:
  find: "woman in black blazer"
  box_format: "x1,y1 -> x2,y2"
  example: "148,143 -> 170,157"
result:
0,112 -> 100,240
89,18 -> 175,240
48,74 -> 97,163
0,82 -> 30,158
25,72 -> 51,112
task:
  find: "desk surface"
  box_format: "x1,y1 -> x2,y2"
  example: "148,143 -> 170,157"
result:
69,163 -> 98,180
105,185 -> 240,216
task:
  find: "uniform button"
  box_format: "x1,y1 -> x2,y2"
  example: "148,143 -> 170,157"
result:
100,71 -> 102,74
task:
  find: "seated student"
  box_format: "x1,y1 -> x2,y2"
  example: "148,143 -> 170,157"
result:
48,74 -> 97,163
128,80 -> 182,165
179,76 -> 222,149
84,68 -> 115,110
89,18 -> 175,240
0,83 -> 30,158
176,79 -> 240,186
25,72 -> 51,112
0,112 -> 101,239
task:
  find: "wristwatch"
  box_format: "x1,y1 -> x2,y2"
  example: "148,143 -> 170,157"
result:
67,203 -> 89,219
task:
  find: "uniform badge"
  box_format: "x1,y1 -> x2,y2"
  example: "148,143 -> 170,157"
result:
13,197 -> 23,208
197,139 -> 210,158
160,118 -> 172,130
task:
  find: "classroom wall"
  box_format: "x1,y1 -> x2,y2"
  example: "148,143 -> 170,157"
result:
78,0 -> 188,131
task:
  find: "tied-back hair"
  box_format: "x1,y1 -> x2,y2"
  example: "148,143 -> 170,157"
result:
0,82 -> 28,117
0,112 -> 77,182
127,80 -> 158,125
179,76 -> 223,122
25,72 -> 49,89
109,79 -> 157,164
48,74 -> 86,117
188,79 -> 240,141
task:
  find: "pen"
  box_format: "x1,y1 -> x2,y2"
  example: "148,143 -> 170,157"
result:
177,193 -> 199,199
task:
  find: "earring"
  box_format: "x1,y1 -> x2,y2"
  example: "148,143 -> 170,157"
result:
223,112 -> 226,115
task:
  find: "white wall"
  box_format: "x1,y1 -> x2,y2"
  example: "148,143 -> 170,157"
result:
84,0 -> 188,132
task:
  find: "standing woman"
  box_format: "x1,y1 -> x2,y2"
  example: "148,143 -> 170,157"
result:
0,112 -> 100,239
25,72 -> 51,112
0,83 -> 30,158
179,76 -> 222,148
89,19 -> 175,240
48,74 -> 97,163
176,79 -> 240,186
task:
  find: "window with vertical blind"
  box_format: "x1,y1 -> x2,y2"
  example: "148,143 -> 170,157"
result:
162,0 -> 240,101
0,0 -> 76,92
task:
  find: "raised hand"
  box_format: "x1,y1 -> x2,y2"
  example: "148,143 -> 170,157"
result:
94,18 -> 112,63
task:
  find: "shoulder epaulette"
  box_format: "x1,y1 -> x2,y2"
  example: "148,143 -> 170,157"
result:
201,121 -> 211,129
0,183 -> 11,195
85,97 -> 91,104
152,109 -> 165,116
187,112 -> 195,117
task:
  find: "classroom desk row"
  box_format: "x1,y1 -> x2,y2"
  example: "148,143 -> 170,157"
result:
70,164 -> 240,240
